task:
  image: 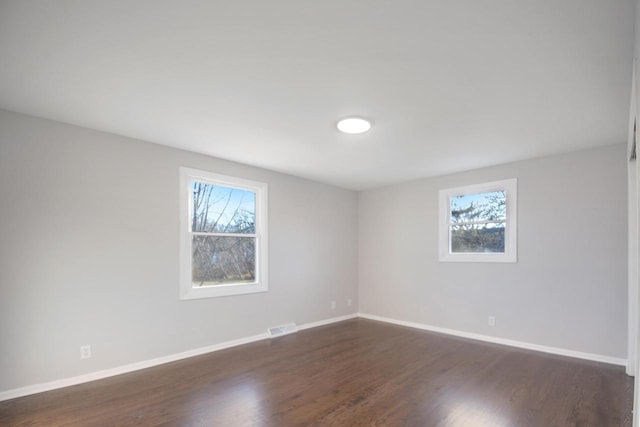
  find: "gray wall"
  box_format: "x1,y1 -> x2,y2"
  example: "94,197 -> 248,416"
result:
0,108 -> 629,394
359,144 -> 628,358
0,109 -> 359,392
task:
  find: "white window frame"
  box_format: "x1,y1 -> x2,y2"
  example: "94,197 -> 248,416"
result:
439,178 -> 517,263
179,167 -> 268,299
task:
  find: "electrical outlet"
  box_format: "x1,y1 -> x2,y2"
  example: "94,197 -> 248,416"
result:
488,316 -> 496,327
80,345 -> 91,359
330,300 -> 336,310
347,299 -> 352,307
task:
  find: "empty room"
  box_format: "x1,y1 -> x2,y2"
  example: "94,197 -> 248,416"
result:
1,1 -> 639,426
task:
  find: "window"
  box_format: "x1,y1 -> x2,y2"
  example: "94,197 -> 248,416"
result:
180,167 -> 268,299
439,178 -> 517,262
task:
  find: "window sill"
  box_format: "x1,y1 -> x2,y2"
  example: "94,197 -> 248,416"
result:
180,282 -> 268,300
439,252 -> 517,263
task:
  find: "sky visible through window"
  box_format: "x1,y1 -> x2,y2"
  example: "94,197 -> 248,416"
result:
190,180 -> 257,286
450,191 -> 506,225
191,181 -> 255,233
449,190 -> 506,253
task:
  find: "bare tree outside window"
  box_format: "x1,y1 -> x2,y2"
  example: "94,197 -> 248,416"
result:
439,179 -> 516,263
190,181 -> 256,286
450,191 -> 506,253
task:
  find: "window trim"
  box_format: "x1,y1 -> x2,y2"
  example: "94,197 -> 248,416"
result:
438,178 -> 517,263
179,167 -> 268,299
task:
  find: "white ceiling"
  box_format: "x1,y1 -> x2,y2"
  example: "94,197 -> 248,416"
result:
0,1 -> 634,190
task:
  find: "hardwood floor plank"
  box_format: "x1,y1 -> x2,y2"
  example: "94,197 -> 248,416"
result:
0,319 -> 633,426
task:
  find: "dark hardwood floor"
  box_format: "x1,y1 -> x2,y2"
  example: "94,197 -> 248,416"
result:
0,319 -> 633,426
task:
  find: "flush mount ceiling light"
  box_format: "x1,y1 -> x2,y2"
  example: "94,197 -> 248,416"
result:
336,117 -> 371,134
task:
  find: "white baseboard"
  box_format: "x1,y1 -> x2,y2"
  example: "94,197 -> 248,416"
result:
358,312 -> 627,367
1,311 -> 624,402
298,313 -> 358,331
0,313 -> 359,402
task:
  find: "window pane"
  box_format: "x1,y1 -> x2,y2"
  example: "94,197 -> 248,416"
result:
451,223 -> 505,253
451,191 -> 506,223
192,236 -> 256,286
191,181 -> 255,233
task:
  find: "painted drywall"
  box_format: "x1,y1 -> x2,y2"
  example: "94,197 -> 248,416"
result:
628,58 -> 638,377
629,131 -> 637,374
632,1 -> 640,425
0,109 -> 358,393
359,144 -> 628,358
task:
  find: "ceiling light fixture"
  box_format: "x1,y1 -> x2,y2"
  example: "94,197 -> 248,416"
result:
336,117 -> 371,134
